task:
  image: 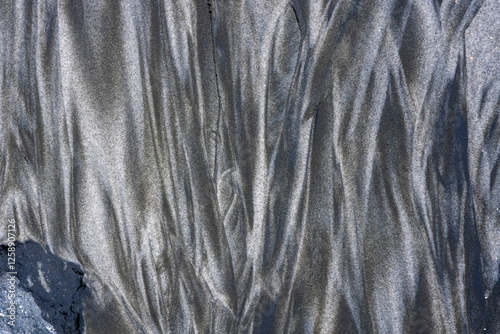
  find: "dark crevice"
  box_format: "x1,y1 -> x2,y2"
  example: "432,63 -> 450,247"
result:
207,0 -> 213,15
290,4 -> 302,32
206,0 -> 223,179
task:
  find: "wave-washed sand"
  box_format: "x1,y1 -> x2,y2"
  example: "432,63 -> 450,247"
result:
1,0 -> 499,332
